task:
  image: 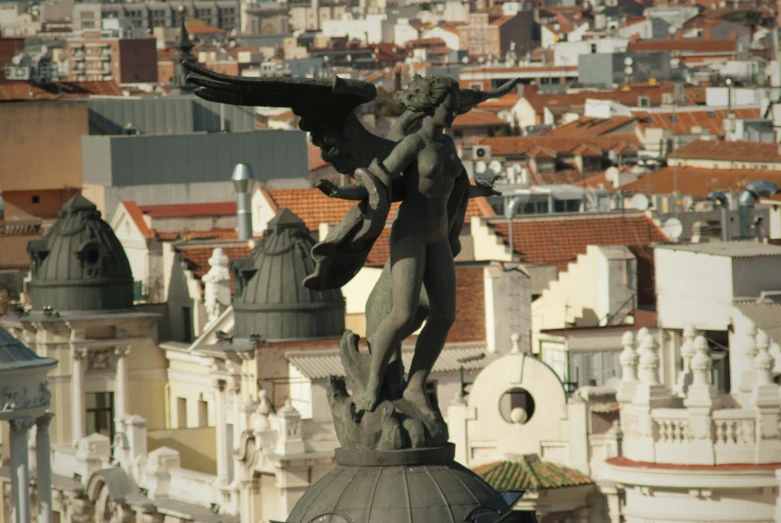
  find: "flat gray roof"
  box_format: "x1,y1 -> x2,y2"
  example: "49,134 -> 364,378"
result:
657,241 -> 781,258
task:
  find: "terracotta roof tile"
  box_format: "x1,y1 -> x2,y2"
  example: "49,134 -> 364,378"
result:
634,107 -> 759,137
475,457 -> 593,490
308,142 -> 331,172
155,228 -> 238,241
607,456 -> 781,471
489,212 -> 668,270
452,109 -> 509,129
619,166 -> 781,196
480,134 -> 640,157
527,145 -> 558,159
671,140 -> 781,164
522,85 -> 706,115
138,201 -> 237,218
120,201 -> 153,239
0,80 -> 122,101
545,115 -> 637,136
478,93 -> 521,111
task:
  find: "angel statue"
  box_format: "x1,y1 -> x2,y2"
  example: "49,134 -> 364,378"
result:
185,63 -> 518,451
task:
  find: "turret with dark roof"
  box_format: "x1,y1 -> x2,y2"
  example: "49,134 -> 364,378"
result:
27,194 -> 134,312
231,209 -> 345,340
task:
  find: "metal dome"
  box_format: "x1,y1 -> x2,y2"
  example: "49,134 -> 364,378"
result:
286,458 -> 510,523
232,209 -> 345,340
28,194 -> 134,312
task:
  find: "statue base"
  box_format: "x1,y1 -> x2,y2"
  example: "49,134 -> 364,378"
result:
286,444 -> 511,523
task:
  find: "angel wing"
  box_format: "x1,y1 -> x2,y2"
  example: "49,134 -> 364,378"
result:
184,61 -> 396,176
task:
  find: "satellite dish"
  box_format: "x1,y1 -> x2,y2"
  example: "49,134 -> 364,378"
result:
475,161 -> 487,174
663,217 -> 684,240
630,193 -> 650,210
624,66 -> 634,76
489,160 -> 502,173
605,166 -> 620,184
624,56 -> 634,66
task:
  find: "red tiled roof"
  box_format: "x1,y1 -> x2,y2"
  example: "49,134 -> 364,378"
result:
545,115 -> 637,136
120,201 -> 153,239
634,107 -> 759,137
572,144 -> 603,157
627,38 -> 737,54
452,109 -> 508,129
478,93 -> 521,111
618,166 -> 781,196
138,201 -> 237,218
308,143 -> 331,172
155,228 -> 238,241
179,243 -> 252,279
607,456 -> 781,471
522,85 -> 706,115
490,213 -> 668,270
527,145 -> 557,159
480,134 -> 641,157
671,140 -> 781,164
0,80 -> 122,101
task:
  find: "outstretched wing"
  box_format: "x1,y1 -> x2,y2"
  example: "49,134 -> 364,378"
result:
184,62 -> 396,175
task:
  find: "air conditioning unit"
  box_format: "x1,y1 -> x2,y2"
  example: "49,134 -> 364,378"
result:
472,145 -> 491,161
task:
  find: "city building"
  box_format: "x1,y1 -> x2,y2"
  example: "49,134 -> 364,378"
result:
72,1 -> 240,33
458,9 -> 539,59
66,27 -> 158,84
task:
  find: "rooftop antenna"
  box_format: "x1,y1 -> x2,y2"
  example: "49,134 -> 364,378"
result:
232,163 -> 256,241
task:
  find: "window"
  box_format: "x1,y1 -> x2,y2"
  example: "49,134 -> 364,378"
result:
86,392 -> 115,442
198,400 -> 208,427
182,306 -> 192,342
498,387 -> 535,424
569,350 -> 621,388
177,397 -> 187,428
32,195 -> 39,204
590,43 -> 597,54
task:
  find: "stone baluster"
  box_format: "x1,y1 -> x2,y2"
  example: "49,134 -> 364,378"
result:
71,347 -> 87,444
9,417 -> 35,523
750,331 -> 781,463
635,327 -> 650,355
638,334 -> 661,387
675,324 -> 697,397
684,336 -> 720,465
617,331 -> 639,404
231,378 -> 242,455
36,413 -> 55,523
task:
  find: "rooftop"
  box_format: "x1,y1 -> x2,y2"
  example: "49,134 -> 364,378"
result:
627,38 -> 737,53
618,166 -> 781,196
734,298 -> 781,347
452,109 -> 508,129
0,80 -> 122,102
488,212 -> 668,271
480,134 -> 640,157
657,241 -> 781,257
474,455 -> 594,491
671,140 -> 781,164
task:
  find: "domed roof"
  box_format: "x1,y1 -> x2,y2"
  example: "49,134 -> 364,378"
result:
232,209 -> 344,340
0,327 -> 57,371
286,461 -> 510,523
28,194 -> 133,312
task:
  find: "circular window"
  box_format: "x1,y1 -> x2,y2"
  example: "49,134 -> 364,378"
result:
498,387 -> 535,425
85,248 -> 101,265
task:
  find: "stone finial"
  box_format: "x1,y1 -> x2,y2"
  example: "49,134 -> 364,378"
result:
638,334 -> 660,386
676,324 -> 698,397
510,332 -> 521,354
636,327 -> 650,354
618,331 -> 639,403
754,331 -> 774,385
272,398 -> 304,455
690,336 -> 712,386
203,247 -> 231,323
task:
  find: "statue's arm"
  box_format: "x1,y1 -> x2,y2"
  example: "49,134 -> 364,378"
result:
315,179 -> 369,200
380,134 -> 420,183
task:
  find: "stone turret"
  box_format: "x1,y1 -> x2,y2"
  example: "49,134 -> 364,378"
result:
27,194 -> 134,312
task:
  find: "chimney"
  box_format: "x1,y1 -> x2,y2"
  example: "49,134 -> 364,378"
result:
232,163 -> 256,241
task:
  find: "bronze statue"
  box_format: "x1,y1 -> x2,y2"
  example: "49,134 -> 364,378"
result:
185,63 -> 516,450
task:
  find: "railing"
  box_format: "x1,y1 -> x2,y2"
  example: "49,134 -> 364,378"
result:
168,468 -> 218,507
712,410 -> 756,446
653,409 -> 690,444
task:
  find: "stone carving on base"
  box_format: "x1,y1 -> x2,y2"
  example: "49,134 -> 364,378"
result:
186,64 -> 521,522
86,348 -> 115,373
1,381 -> 51,412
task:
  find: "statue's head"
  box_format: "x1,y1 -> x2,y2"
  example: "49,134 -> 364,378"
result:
396,74 -> 460,128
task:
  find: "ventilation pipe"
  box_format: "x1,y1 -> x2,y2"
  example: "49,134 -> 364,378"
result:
232,163 -> 256,241
707,190 -> 730,242
737,180 -> 780,240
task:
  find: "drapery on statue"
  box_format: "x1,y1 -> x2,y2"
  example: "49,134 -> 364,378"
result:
186,63 -> 518,451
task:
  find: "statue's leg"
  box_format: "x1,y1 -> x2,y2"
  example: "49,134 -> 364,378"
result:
403,239 -> 456,416
360,235 -> 425,413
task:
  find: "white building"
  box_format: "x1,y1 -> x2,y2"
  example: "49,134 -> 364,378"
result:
553,38 -> 629,67
321,13 -> 395,44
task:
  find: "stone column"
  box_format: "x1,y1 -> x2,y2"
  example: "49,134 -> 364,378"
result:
9,417 -> 35,523
683,336 -> 720,465
36,414 -> 54,523
231,379 -> 242,451
114,346 -> 131,422
739,323 -> 759,394
750,331 -> 781,463
71,347 -> 87,443
213,379 -> 230,484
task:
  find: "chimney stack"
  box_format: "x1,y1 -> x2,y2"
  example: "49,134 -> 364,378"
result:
232,163 -> 256,241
